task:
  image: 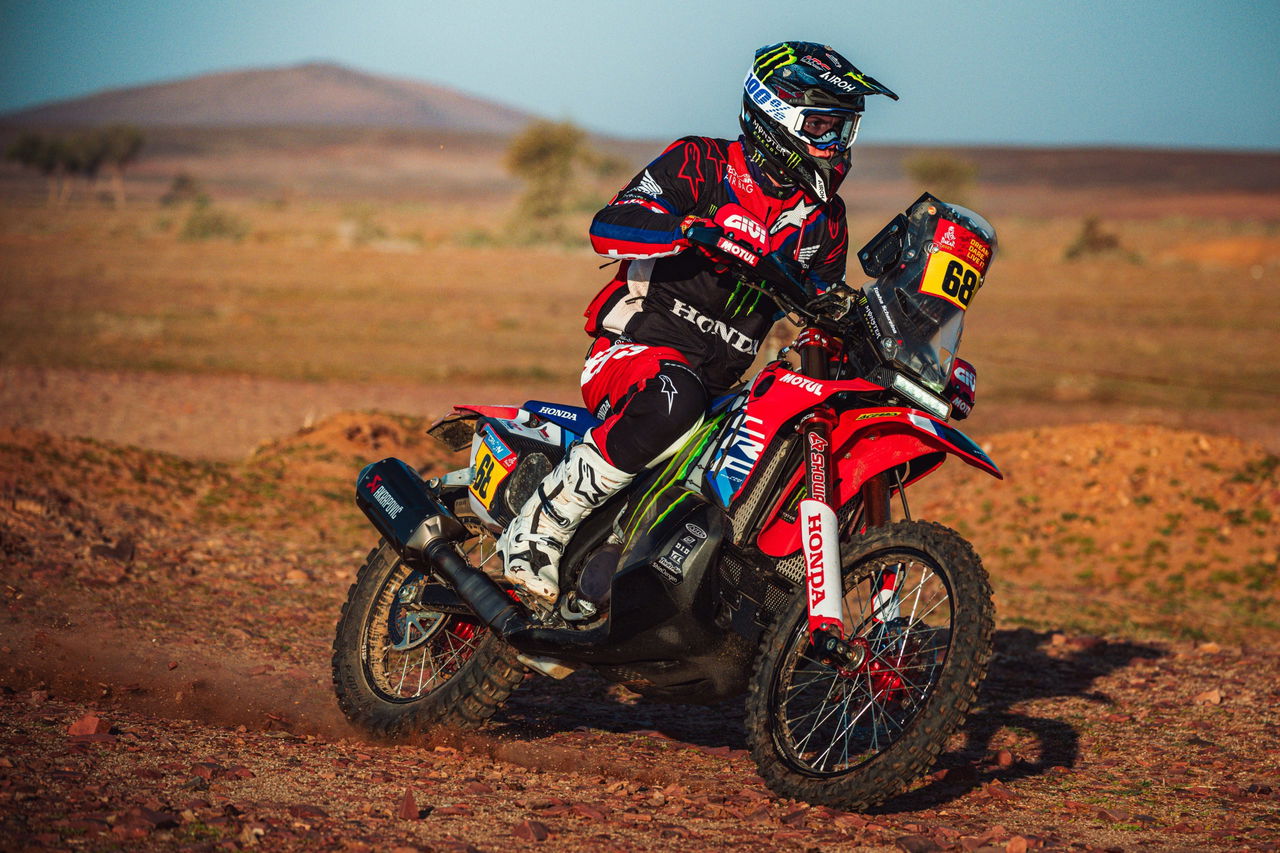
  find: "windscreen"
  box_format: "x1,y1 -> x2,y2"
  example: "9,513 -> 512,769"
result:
861,200 -> 996,392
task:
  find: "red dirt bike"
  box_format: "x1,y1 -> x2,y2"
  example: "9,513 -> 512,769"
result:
332,194 -> 1001,810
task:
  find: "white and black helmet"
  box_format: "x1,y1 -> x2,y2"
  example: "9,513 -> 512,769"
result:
740,41 -> 898,202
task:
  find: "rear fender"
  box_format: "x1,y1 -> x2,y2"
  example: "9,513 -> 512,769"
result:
756,409 -> 1000,557
428,406 -> 522,451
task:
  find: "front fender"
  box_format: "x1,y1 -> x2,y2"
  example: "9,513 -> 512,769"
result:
756,409 -> 1000,558
833,409 -> 1001,487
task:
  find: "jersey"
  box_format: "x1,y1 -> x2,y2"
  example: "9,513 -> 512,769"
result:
584,136 -> 849,395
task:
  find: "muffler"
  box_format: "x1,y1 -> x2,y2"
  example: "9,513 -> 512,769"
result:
355,458 -> 530,636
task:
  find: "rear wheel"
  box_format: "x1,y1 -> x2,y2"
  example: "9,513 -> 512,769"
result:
745,521 -> 993,809
332,540 -> 525,739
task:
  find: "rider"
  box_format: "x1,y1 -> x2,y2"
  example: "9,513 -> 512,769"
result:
498,41 -> 898,607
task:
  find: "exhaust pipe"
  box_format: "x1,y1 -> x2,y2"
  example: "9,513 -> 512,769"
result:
355,458 -> 532,636
423,539 -> 529,636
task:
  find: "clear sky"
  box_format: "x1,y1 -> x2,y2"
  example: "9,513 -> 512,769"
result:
1,0 -> 1277,150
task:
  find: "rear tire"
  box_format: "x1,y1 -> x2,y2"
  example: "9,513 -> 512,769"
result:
331,541 -> 525,740
745,520 -> 993,809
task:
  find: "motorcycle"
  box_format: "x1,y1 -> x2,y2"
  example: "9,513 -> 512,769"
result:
332,193 -> 1001,810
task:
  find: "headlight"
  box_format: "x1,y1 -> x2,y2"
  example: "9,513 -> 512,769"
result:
890,372 -> 951,419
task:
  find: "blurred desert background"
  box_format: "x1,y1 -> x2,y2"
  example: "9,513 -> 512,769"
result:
2,60 -> 1279,851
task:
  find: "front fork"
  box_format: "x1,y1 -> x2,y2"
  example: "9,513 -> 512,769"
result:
799,411 -> 844,640
795,327 -> 845,642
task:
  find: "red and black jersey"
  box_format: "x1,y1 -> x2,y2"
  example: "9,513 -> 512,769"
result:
585,136 -> 848,394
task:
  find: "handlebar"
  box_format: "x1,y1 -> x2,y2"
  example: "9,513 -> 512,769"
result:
684,223 -> 856,328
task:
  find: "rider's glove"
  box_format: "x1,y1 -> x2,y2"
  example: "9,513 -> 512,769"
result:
805,283 -> 856,321
681,209 -> 766,271
944,357 -> 977,420
711,203 -> 768,257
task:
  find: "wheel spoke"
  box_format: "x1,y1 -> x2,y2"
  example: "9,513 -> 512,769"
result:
394,650 -> 410,694
766,539 -> 974,778
789,665 -> 848,752
362,558 -> 488,701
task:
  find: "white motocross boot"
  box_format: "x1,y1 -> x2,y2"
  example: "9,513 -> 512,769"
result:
497,435 -> 633,608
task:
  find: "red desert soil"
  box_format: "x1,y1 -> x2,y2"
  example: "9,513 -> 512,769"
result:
1,404 -> 1278,850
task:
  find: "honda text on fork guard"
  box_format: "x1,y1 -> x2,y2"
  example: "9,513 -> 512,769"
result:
332,194 -> 1001,810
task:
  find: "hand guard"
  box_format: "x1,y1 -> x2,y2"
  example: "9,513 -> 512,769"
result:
681,218 -> 763,270
712,203 -> 768,256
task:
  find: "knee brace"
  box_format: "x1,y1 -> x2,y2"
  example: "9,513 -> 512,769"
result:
592,362 -> 707,474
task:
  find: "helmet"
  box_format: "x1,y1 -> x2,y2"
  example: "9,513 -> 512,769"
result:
740,42 -> 897,202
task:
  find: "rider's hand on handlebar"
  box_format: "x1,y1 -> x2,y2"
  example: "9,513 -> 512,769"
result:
681,215 -> 765,271
805,283 -> 857,322
682,215 -> 849,324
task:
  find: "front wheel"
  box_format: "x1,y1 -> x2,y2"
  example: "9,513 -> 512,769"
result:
331,541 -> 525,740
745,520 -> 994,810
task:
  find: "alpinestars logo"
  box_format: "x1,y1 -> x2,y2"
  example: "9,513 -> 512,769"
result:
637,169 -> 663,199
770,200 -> 818,235
658,375 -> 678,413
571,458 -> 608,504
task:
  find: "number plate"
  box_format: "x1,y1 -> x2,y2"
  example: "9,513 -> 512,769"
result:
919,219 -> 990,310
469,427 -> 517,509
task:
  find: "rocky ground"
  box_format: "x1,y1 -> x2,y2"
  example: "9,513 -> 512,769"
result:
1,409 -> 1278,851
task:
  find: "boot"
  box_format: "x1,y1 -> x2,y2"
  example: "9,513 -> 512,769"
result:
497,435 -> 633,608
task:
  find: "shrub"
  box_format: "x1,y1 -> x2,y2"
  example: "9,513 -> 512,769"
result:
180,200 -> 249,241
161,172 -> 208,207
904,151 -> 978,205
1064,216 -> 1140,263
504,120 -> 591,240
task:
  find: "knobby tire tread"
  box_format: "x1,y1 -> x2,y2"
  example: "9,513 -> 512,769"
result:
744,520 -> 994,810
331,542 -> 525,741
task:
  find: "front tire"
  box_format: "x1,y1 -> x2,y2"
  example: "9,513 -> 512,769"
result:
745,521 -> 994,810
331,541 -> 525,739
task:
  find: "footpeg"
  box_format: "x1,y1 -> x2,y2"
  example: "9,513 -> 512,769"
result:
576,543 -> 621,608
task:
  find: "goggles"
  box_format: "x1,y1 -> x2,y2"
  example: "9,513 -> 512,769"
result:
745,72 -> 863,153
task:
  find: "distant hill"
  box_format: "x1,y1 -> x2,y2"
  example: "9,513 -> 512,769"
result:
0,62 -> 536,134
